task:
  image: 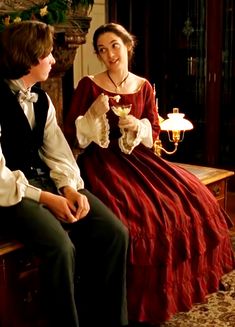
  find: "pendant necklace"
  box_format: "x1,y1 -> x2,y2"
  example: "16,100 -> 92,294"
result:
107,70 -> 129,92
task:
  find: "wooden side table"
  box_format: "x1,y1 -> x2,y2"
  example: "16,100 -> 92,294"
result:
176,163 -> 234,210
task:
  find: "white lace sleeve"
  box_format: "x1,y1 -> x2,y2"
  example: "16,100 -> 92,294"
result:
75,110 -> 110,148
119,118 -> 153,154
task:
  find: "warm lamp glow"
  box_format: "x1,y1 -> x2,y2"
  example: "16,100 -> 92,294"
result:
154,108 -> 193,156
160,109 -> 193,131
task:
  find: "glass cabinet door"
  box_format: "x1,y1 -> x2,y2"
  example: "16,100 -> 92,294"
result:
220,0 -> 235,168
161,0 -> 207,164
107,0 -> 235,170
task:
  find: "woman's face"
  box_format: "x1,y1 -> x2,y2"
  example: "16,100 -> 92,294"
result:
96,32 -> 129,72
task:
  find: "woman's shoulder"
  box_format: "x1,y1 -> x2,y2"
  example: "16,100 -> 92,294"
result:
91,71 -> 111,91
75,75 -> 102,93
77,73 -> 106,91
127,73 -> 153,96
77,75 -> 93,85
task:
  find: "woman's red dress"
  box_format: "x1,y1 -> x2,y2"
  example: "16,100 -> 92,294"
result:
64,76 -> 235,325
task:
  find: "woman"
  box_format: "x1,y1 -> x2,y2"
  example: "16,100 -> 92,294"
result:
0,21 -> 128,327
64,22 -> 235,325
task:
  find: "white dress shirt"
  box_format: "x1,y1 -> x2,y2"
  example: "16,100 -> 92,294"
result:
0,79 -> 84,206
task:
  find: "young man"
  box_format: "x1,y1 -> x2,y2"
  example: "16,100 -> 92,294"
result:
0,20 -> 128,327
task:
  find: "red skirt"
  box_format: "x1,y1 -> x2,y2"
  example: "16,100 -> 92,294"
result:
78,141 -> 235,324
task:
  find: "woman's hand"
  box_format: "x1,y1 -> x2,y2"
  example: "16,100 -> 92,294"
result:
89,93 -> 110,118
40,187 -> 90,223
118,114 -> 139,132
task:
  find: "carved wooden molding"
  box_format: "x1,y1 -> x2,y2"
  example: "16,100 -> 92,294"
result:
41,15 -> 92,126
50,16 -> 92,76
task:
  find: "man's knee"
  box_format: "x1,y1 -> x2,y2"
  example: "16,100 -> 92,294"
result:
46,232 -> 75,265
115,220 -> 129,247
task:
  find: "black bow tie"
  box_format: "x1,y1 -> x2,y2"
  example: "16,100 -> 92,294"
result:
17,90 -> 38,104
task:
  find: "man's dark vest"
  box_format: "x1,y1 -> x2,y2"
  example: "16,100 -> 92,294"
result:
0,80 -> 49,178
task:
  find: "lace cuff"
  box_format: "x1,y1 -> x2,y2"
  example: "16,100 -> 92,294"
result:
75,110 -> 110,148
119,118 -> 153,154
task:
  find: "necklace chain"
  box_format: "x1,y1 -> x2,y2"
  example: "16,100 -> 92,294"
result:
107,71 -> 129,91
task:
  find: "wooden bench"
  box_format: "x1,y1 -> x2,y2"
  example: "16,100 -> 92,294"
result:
0,240 -> 46,327
176,163 -> 234,210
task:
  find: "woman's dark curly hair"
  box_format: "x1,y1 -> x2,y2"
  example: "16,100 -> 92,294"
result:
0,20 -> 54,79
93,22 -> 136,63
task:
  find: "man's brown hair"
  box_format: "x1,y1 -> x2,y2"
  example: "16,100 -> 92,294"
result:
0,20 -> 54,79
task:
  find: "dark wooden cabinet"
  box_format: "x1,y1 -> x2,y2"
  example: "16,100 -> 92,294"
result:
107,0 -> 235,180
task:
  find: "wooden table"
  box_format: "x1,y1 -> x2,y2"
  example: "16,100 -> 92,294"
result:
176,163 -> 234,210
